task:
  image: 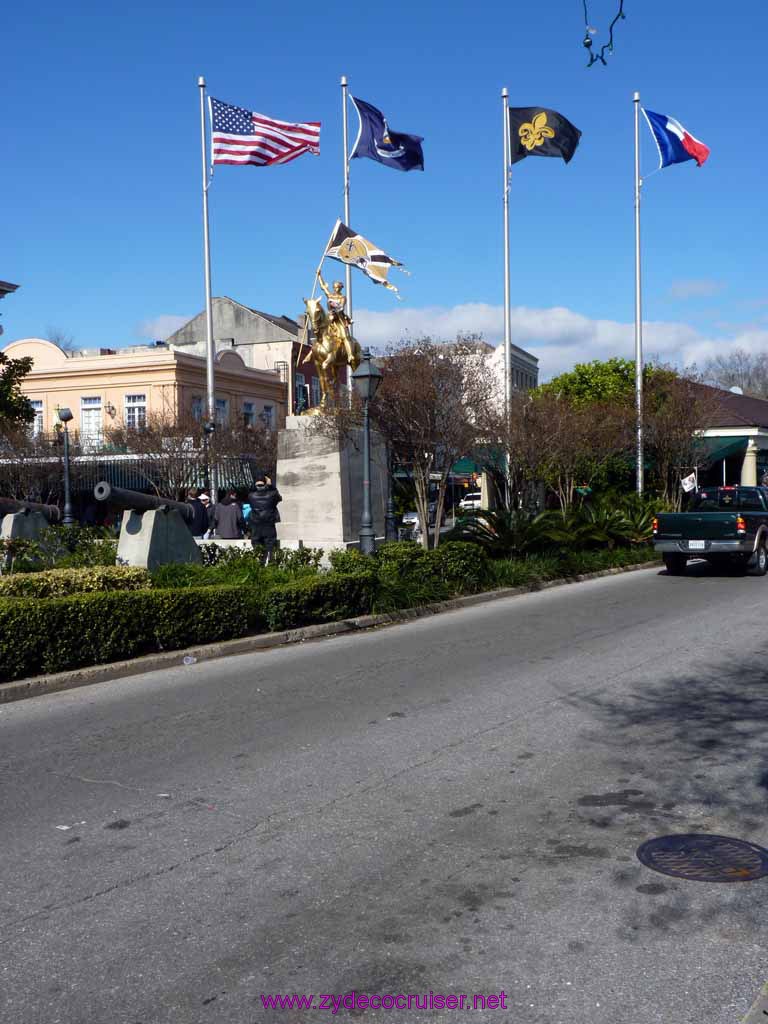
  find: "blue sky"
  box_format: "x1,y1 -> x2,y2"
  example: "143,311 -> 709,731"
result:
4,0 -> 767,379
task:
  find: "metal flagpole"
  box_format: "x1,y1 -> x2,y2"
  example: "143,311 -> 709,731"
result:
198,76 -> 217,499
502,87 -> 511,415
341,75 -> 353,400
633,90 -> 644,495
501,87 -> 512,505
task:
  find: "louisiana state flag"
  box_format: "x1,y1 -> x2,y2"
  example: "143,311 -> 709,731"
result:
350,97 -> 424,173
642,109 -> 710,169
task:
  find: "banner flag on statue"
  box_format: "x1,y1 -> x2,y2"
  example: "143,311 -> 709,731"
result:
507,107 -> 581,165
324,220 -> 408,295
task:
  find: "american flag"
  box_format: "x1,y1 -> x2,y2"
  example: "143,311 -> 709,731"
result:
210,97 -> 321,168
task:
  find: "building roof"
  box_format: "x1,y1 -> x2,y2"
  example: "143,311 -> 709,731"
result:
166,296 -> 300,347
703,384 -> 768,429
239,303 -> 300,336
0,280 -> 19,299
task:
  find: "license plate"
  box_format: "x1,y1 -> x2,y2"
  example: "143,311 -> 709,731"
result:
688,540 -> 706,550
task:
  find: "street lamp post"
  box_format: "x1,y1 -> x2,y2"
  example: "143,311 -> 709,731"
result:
58,407 -> 75,526
385,447 -> 398,542
351,349 -> 382,555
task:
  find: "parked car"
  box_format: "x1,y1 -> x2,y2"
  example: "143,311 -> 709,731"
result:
458,491 -> 482,513
401,510 -> 421,536
400,503 -> 446,537
653,485 -> 768,576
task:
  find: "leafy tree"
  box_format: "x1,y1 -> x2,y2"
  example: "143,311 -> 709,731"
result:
538,357 -> 673,407
0,351 -> 35,429
370,338 -> 497,548
486,390 -> 630,514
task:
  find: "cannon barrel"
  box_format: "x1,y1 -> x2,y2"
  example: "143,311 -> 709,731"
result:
0,496 -> 61,522
93,482 -> 193,523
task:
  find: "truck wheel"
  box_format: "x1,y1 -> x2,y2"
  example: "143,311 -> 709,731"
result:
663,554 -> 687,576
748,542 -> 768,577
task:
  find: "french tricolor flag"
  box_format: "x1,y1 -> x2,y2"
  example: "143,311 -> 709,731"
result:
642,108 -> 710,170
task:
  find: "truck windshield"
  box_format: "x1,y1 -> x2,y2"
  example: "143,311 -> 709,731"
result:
691,488 -> 766,511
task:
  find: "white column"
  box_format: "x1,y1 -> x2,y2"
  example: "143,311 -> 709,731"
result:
741,441 -> 758,486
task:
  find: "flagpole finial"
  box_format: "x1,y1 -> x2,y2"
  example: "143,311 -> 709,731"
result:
341,75 -> 348,86
198,76 -> 206,88
633,90 -> 640,102
501,86 -> 508,98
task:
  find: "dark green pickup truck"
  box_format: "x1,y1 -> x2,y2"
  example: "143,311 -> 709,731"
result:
653,486 -> 768,576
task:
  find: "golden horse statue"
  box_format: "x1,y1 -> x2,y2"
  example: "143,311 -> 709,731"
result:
302,281 -> 362,411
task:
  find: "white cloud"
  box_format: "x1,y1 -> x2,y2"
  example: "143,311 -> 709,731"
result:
667,278 -> 724,300
137,314 -> 191,341
353,302 -> 768,381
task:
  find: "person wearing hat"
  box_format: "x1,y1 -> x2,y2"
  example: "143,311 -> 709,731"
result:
186,487 -> 211,538
247,475 -> 282,563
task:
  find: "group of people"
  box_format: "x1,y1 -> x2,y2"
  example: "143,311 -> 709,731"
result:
185,476 -> 282,560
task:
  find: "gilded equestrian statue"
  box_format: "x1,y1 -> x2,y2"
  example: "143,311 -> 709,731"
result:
302,273 -> 361,411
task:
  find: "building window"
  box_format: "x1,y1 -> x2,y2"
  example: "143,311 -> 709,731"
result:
215,398 -> 229,425
295,372 -> 308,412
274,361 -> 288,383
30,400 -> 43,437
191,396 -> 203,421
243,401 -> 255,428
260,405 -> 274,430
80,396 -> 102,447
125,393 -> 147,430
311,377 -> 321,407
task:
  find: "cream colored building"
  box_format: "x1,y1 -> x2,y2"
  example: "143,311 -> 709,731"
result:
2,337 -> 287,443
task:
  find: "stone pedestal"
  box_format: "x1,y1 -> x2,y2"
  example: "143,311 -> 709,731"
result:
0,510 -> 49,541
275,416 -> 386,551
117,508 -> 203,571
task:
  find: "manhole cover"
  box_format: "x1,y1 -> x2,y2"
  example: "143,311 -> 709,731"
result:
637,833 -> 768,882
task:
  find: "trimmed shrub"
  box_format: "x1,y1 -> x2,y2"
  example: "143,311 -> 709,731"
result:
0,585 -> 254,682
268,546 -> 324,573
327,548 -> 370,574
1,525 -> 118,573
372,541 -> 447,612
428,541 -> 491,594
375,541 -> 427,574
263,572 -> 375,631
488,545 -> 657,590
0,565 -> 149,599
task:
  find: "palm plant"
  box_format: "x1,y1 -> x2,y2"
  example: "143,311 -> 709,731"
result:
445,509 -> 551,558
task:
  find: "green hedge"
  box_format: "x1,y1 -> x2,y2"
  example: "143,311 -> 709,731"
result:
0,565 -> 149,599
0,586 -> 257,682
263,571 -> 376,631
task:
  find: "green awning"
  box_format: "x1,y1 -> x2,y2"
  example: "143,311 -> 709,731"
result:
696,436 -> 749,463
451,457 -> 481,475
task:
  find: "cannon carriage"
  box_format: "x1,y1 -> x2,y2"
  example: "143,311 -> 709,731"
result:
93,481 -> 201,570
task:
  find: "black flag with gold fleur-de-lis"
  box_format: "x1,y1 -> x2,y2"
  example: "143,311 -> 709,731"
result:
508,107 -> 581,165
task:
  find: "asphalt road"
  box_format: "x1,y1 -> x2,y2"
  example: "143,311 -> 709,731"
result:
2,562 -> 768,1024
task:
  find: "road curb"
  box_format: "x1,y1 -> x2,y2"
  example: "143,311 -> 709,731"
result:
0,559 -> 661,704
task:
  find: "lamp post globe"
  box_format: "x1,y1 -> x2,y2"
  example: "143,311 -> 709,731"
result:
351,350 -> 382,555
58,407 -> 76,527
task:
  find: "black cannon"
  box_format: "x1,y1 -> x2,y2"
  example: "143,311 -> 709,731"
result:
0,496 -> 61,523
93,482 -> 193,523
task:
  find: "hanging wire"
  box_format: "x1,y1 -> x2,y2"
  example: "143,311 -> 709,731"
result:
582,0 -> 626,66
